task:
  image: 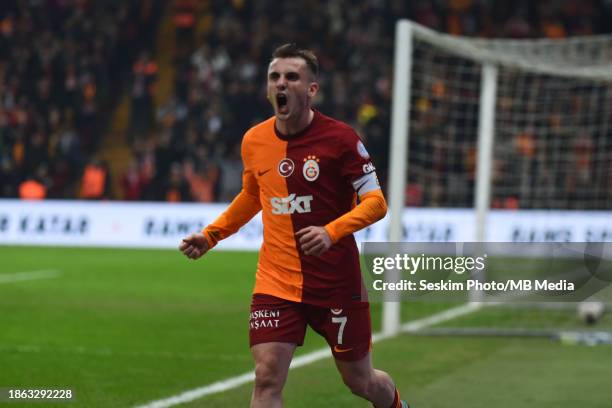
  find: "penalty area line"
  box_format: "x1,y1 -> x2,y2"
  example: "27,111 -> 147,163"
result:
0,270 -> 61,284
133,302 -> 481,408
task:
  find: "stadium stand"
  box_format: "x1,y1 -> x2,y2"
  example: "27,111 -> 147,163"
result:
2,0 -> 611,205
122,0 -> 612,204
0,0 -> 162,199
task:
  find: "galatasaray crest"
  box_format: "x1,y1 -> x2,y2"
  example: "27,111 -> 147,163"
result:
302,155 -> 320,182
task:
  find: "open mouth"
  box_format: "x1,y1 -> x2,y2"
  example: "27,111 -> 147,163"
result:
276,93 -> 288,112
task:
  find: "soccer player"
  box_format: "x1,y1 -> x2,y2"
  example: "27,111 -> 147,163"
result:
179,44 -> 409,408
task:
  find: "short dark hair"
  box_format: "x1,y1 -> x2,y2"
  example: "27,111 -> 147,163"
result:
271,43 -> 319,78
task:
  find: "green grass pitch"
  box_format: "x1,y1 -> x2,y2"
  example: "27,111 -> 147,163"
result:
1,246 -> 611,407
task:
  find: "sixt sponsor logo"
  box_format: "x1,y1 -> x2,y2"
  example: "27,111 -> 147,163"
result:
270,194 -> 313,215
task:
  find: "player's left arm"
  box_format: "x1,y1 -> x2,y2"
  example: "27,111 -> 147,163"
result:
296,132 -> 387,257
296,188 -> 386,257
324,188 -> 387,243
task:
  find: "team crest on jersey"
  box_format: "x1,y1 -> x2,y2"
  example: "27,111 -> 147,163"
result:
278,158 -> 295,177
302,155 -> 320,182
331,308 -> 343,315
356,141 -> 370,159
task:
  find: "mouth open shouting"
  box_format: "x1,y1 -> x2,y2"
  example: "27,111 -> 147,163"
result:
275,92 -> 289,115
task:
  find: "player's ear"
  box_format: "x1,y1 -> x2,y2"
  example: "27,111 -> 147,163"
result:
308,81 -> 319,98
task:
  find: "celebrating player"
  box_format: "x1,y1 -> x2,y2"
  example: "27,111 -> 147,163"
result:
179,43 -> 409,408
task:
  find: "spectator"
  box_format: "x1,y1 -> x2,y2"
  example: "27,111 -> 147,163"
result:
19,164 -> 50,200
162,162 -> 191,202
216,144 -> 243,202
184,159 -> 217,202
0,156 -> 19,197
121,159 -> 145,200
3,0 -> 610,209
136,0 -> 610,209
80,159 -> 111,200
129,51 -> 158,141
19,179 -> 46,200
0,0 -> 163,199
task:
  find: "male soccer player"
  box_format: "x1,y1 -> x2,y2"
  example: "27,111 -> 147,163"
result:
179,44 -> 408,408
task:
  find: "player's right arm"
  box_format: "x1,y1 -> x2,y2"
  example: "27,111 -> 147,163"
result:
179,187 -> 261,259
179,136 -> 262,260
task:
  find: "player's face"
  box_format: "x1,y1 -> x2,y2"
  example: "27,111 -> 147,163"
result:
267,57 -> 318,121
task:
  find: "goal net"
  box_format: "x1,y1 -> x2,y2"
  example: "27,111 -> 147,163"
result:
381,20 -> 612,341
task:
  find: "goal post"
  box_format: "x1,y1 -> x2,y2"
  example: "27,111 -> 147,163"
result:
384,20 -> 412,336
383,20 -> 612,335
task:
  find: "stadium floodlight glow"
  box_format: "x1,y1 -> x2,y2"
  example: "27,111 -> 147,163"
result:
385,19 -> 612,335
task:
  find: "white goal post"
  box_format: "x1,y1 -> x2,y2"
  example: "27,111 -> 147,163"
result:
384,20 -> 612,334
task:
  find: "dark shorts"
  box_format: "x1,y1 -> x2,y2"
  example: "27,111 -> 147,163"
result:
249,293 -> 372,361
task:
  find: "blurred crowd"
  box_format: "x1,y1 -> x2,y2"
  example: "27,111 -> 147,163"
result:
122,0 -> 612,207
1,0 -> 611,209
0,0 -> 162,199
406,52 -> 612,210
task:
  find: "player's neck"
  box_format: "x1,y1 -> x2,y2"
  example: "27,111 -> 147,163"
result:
276,109 -> 314,136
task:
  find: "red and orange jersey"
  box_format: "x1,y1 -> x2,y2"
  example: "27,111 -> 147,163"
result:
203,111 -> 386,307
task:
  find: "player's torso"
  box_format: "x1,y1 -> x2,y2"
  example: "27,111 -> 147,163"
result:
250,129 -> 354,227
244,115 -> 363,306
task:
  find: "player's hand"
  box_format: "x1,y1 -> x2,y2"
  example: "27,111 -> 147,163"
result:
179,233 -> 210,260
295,226 -> 332,257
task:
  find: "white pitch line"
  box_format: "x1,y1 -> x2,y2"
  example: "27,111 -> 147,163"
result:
0,270 -> 61,284
401,302 -> 483,333
133,303 -> 481,408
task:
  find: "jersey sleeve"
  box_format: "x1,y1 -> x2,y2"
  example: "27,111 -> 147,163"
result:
322,129 -> 386,243
202,135 -> 262,248
339,130 -> 381,197
324,189 -> 387,243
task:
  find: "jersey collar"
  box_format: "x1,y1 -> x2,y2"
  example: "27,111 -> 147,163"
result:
274,110 -> 319,141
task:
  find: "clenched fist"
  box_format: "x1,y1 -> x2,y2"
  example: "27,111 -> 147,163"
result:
179,233 -> 210,260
